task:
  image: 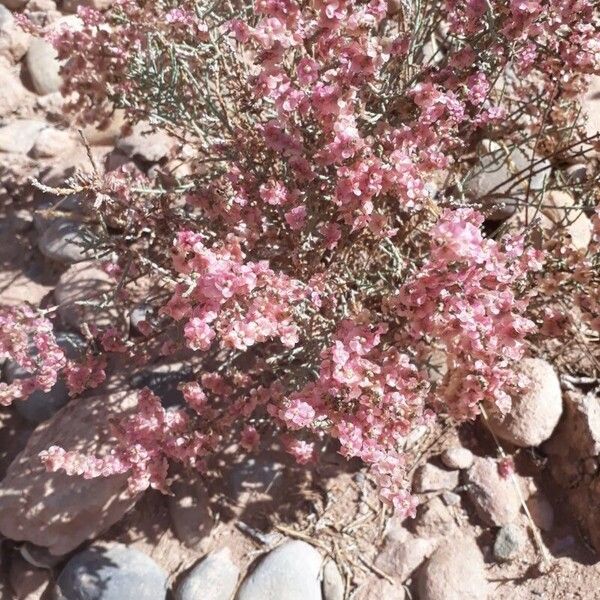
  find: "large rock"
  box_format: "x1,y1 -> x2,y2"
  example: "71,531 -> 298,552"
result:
117,122 -> 177,163
487,358 -> 562,447
25,38 -> 61,95
54,260 -> 124,332
545,392 -> 600,551
38,219 -> 97,263
0,60 -> 29,118
465,140 -> 551,220
236,540 -> 323,600
175,549 -> 239,600
30,127 -> 77,158
0,391 -> 139,554
0,6 -> 30,64
418,535 -> 488,600
8,554 -> 50,600
0,120 -> 46,154
62,0 -> 114,11
579,75 -> 600,158
464,457 -> 522,526
543,190 -> 593,251
55,543 -> 168,600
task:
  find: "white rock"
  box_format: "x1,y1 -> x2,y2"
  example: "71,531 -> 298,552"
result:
487,358 -> 562,447
441,447 -> 474,470
25,38 -> 61,95
322,559 -> 344,600
30,127 -> 77,158
237,540 -> 323,600
464,457 -> 522,527
0,120 -> 46,154
418,535 -> 488,600
0,59 -> 29,117
38,219 -> 96,263
117,121 -> 176,162
0,5 -> 30,63
0,391 -> 139,555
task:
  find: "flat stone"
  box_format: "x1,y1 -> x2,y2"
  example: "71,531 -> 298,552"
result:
168,476 -> 213,549
0,120 -> 46,154
487,358 -> 562,448
0,391 -> 139,555
237,540 -> 323,600
418,535 -> 488,600
38,219 -> 97,263
441,447 -> 474,470
413,463 -> 459,493
55,543 -> 168,600
464,457 -> 522,527
175,548 -> 239,600
493,524 -> 526,562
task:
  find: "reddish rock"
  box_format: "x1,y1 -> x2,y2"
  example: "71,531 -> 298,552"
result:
0,391 -> 139,555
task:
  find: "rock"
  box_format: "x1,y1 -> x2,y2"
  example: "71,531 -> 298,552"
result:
526,492 -> 554,532
322,559 -> 344,600
0,410 -> 33,480
30,127 -> 77,158
487,358 -> 562,447
130,363 -> 192,408
579,74 -> 600,157
441,447 -> 474,470
464,457 -> 522,527
19,542 -> 64,568
413,496 -> 456,538
543,191 -> 593,251
0,391 -> 139,554
441,491 -> 461,506
418,535 -> 488,600
25,38 -> 61,95
0,0 -> 28,12
117,122 -> 176,163
175,548 -> 239,600
38,219 -> 97,263
83,109 -> 127,146
375,527 -> 436,584
413,463 -> 459,493
4,331 -> 86,424
0,5 -> 30,63
236,540 -> 323,600
168,476 -> 213,549
465,140 -> 551,220
55,543 -> 168,600
0,60 -> 29,117
8,554 -> 50,600
0,120 -> 46,154
493,524 -> 526,562
62,0 -> 114,11
545,391 -> 600,460
565,163 -> 587,183
54,260 -> 124,332
354,578 -> 405,600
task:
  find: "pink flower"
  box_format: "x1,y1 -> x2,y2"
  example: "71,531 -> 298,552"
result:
285,205 -> 307,230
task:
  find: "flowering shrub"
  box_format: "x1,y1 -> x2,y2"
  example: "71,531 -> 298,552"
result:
4,0 -> 600,517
